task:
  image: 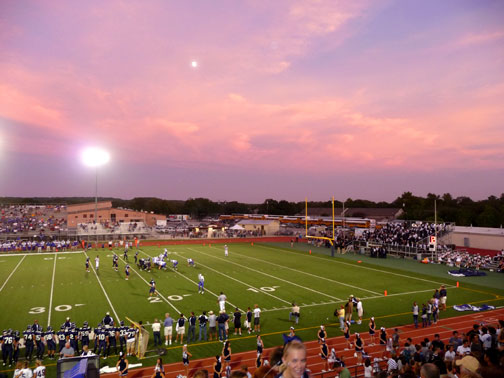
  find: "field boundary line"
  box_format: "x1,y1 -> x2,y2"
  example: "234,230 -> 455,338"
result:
258,244 -> 448,286
138,249 -> 243,312
215,246 -> 381,296
47,253 -> 57,326
188,247 -> 342,301
118,253 -> 182,315
459,286 -> 500,298
83,251 -> 121,322
260,286 -> 457,313
176,251 -> 292,306
0,255 -> 26,292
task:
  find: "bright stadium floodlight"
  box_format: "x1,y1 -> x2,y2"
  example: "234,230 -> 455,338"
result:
191,60 -> 198,68
82,147 -> 110,167
81,147 -> 110,222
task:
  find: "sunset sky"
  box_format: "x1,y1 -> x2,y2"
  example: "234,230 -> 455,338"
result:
1,0 -> 503,202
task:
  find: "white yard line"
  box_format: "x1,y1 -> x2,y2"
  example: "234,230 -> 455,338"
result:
188,247 -> 342,302
260,286 -> 457,313
83,251 -> 121,322
212,246 -> 381,296
117,253 -> 182,315
257,244 -> 448,286
47,253 -> 57,326
176,251 -> 292,306
0,255 -> 26,292
138,249 -> 244,312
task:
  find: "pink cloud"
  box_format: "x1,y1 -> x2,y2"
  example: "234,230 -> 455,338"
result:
457,30 -> 504,46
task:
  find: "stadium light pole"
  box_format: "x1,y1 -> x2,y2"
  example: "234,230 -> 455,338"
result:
82,147 -> 110,222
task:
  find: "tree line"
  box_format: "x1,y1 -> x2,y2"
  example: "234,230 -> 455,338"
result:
1,192 -> 503,227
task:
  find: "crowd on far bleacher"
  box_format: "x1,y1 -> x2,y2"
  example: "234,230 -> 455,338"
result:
0,205 -> 67,234
0,239 -> 79,252
359,222 -> 449,250
436,250 -> 504,272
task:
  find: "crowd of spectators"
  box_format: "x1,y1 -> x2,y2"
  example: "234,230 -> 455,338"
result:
369,320 -> 504,378
437,250 -> 504,272
0,239 -> 79,252
359,222 -> 450,250
0,205 -> 67,235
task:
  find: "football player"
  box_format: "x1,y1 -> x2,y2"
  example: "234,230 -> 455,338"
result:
149,279 -> 157,297
105,324 -> 118,358
45,326 -> 56,359
80,321 -> 91,348
23,325 -> 35,361
95,324 -> 108,358
112,253 -> 119,271
198,274 -> 205,294
34,326 -> 45,360
12,331 -> 20,365
118,321 -> 127,354
57,326 -> 66,352
1,329 -> 14,366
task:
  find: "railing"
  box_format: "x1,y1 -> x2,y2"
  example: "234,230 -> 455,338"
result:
311,359 -> 388,378
352,241 -> 438,260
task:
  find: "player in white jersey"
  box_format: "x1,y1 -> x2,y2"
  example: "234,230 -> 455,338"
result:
224,245 -> 229,257
198,274 -> 205,294
218,292 -> 227,311
95,255 -> 100,271
33,359 -> 45,377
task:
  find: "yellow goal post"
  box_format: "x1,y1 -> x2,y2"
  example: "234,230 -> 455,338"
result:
305,196 -> 336,246
125,316 -> 150,359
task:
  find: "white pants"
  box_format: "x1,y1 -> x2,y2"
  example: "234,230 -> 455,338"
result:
219,301 -> 226,311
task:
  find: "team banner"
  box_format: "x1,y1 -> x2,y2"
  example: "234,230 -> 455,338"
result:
452,304 -> 495,312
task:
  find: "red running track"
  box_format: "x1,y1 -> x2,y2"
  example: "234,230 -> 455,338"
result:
102,308 -> 504,378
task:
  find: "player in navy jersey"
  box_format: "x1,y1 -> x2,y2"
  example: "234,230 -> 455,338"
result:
125,264 -> 130,280
69,323 -> 80,355
96,325 -> 108,357
113,253 -> 119,271
134,251 -> 139,264
63,317 -> 71,329
12,331 -> 20,365
107,325 -> 119,358
1,330 -> 14,366
57,326 -> 66,352
85,257 -> 90,272
80,321 -> 91,348
34,326 -> 45,360
118,321 -> 127,354
149,279 -> 157,297
92,324 -> 101,353
24,325 -> 35,361
45,326 -> 56,359
123,248 -> 128,261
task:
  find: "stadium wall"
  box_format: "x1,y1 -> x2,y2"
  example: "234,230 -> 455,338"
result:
140,236 -> 300,246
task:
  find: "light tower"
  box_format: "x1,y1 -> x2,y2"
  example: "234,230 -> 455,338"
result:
81,147 -> 110,222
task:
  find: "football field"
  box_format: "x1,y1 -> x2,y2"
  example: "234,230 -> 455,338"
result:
1,242 -> 503,374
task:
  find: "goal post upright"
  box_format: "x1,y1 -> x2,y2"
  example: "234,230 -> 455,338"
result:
305,196 -> 336,249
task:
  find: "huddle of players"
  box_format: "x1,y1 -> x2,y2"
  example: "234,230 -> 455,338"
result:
2,316 -> 140,365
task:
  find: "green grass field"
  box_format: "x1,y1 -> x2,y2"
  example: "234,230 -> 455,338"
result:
1,242 -> 503,375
